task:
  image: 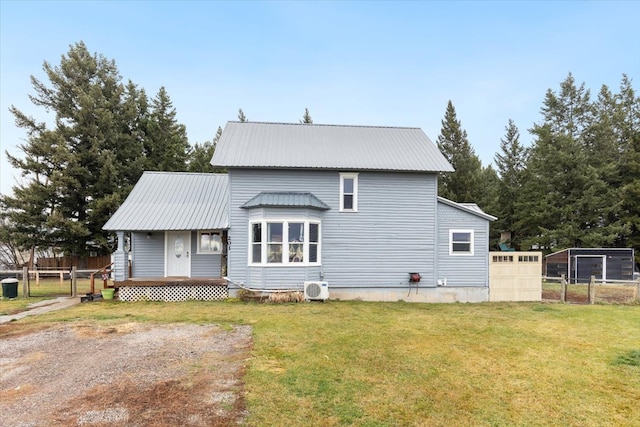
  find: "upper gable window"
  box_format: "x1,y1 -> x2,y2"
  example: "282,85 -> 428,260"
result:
450,229 -> 474,256
340,173 -> 358,212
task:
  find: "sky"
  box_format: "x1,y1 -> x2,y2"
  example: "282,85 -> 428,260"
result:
1,0 -> 639,196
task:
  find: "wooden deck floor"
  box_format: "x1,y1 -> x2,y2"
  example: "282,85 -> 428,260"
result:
114,278 -> 227,288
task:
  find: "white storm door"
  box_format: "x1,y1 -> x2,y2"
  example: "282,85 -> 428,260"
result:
166,231 -> 191,277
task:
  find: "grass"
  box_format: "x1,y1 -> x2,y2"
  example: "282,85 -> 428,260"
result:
542,281 -> 638,304
1,277 -> 97,298
5,299 -> 639,426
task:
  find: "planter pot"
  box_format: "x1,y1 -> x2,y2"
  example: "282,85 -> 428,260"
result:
101,288 -> 115,300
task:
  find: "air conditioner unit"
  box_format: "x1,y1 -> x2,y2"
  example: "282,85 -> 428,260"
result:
304,281 -> 329,301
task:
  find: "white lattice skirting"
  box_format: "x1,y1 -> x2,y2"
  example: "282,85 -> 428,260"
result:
118,285 -> 228,302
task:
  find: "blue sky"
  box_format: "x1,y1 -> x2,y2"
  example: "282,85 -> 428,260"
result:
1,0 -> 639,196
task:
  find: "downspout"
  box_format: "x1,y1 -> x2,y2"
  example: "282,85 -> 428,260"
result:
485,221 -> 490,301
433,177 -> 439,288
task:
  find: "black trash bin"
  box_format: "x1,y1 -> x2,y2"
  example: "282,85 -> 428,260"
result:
1,278 -> 19,299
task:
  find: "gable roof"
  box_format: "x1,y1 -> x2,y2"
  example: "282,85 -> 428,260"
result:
211,121 -> 454,172
103,172 -> 229,231
437,197 -> 497,221
241,192 -> 330,210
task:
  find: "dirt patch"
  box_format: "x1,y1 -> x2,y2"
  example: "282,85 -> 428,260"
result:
0,322 -> 252,426
542,284 -> 638,304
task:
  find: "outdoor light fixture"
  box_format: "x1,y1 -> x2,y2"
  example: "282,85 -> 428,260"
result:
147,232 -> 152,239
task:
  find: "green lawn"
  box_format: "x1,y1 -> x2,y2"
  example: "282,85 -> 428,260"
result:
1,277 -> 97,298
3,299 -> 639,426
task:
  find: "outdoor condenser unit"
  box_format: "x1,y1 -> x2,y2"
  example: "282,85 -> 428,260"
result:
304,281 -> 329,301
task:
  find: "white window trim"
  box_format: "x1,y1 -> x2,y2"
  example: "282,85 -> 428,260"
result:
339,172 -> 359,212
449,229 -> 474,256
197,230 -> 222,254
248,219 -> 321,266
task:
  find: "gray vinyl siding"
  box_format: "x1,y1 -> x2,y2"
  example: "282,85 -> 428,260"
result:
131,231 -> 221,278
227,168 -> 438,290
131,232 -> 164,277
190,232 -> 223,278
436,203 -> 490,287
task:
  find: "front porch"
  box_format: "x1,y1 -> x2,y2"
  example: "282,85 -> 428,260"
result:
114,278 -> 228,302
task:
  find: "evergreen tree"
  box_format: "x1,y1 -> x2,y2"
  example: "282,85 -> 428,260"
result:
520,73 -> 616,250
1,42 -> 146,256
300,108 -> 313,124
436,101 -> 483,203
478,164 -> 501,248
237,108 -> 247,122
494,119 -> 528,248
616,75 -> 640,265
188,126 -> 224,173
143,87 -> 190,171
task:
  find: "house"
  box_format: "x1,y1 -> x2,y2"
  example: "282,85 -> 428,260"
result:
545,248 -> 635,284
104,121 -> 496,303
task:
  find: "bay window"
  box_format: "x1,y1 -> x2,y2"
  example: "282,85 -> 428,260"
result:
250,220 -> 321,265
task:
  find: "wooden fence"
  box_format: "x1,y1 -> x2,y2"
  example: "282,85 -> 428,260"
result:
1,266 -> 112,298
36,255 -> 111,269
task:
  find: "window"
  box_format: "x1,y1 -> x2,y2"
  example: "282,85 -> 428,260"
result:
267,223 -> 283,263
251,223 -> 262,263
197,231 -> 222,254
450,230 -> 474,255
250,220 -> 321,265
340,173 -> 358,212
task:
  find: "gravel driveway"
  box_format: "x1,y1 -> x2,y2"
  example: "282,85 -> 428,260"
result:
0,322 -> 252,426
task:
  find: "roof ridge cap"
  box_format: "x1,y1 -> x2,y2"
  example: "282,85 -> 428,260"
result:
227,121 -> 420,130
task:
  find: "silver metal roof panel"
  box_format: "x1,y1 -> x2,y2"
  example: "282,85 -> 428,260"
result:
103,172 -> 229,231
438,197 -> 497,221
211,122 -> 454,172
241,192 -> 330,210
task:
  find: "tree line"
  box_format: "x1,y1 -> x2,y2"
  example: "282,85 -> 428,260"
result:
1,42 -> 638,267
438,73 -> 639,265
0,43 -> 314,265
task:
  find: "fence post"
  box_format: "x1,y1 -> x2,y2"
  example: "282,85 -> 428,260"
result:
636,279 -> 640,302
560,274 -> 567,303
22,266 -> 29,298
589,275 -> 596,305
71,266 -> 77,298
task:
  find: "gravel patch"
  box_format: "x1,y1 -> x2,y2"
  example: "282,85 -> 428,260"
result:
0,323 -> 252,426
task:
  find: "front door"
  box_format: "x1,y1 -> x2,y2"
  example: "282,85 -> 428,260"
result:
166,231 -> 191,277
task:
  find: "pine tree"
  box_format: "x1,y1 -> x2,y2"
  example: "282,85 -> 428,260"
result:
188,126 -> 224,173
143,87 -> 190,172
300,108 -> 313,124
1,42 -> 146,256
494,119 -> 528,248
436,101 -> 483,203
616,75 -> 640,264
238,108 -> 247,122
520,73 -> 616,250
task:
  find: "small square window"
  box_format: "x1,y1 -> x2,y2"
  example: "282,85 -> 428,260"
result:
198,231 -> 222,254
450,230 -> 474,256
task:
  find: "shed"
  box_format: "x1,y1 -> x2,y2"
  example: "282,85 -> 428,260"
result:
545,248 -> 635,283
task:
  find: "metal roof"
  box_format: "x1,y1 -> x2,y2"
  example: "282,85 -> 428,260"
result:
241,192 -> 330,210
103,172 -> 229,231
438,197 -> 497,221
211,121 -> 454,172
